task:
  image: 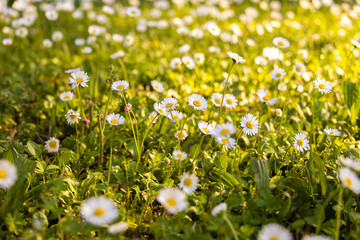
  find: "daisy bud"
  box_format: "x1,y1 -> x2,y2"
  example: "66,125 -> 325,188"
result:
124,103 -> 132,111
108,64 -> 114,71
83,119 -> 89,125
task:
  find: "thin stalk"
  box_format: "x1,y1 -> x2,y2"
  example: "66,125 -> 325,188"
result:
77,87 -> 85,118
193,134 -> 205,160
102,88 -> 113,130
335,185 -> 343,240
223,214 -> 239,240
177,109 -> 194,149
98,114 -> 104,168
218,62 -> 235,120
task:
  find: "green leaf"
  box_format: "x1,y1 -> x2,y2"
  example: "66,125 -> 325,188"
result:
26,141 -> 42,160
313,153 -> 327,196
5,211 -> 27,235
251,159 -> 271,199
214,152 -> 229,170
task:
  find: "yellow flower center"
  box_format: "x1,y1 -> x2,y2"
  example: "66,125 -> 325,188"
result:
212,28 -> 215,31
76,77 -> 83,83
111,119 -> 119,125
94,207 -> 105,217
166,103 -> 172,108
246,121 -> 254,129
193,100 -> 201,107
176,153 -> 183,158
345,177 -> 353,186
184,178 -> 192,187
215,98 -> 221,104
297,139 -> 304,146
226,99 -> 233,104
263,95 -> 271,101
173,116 -> 178,120
177,132 -> 185,139
49,141 -> 57,149
175,62 -> 179,66
92,29 -> 96,34
270,237 -> 279,240
20,30 -> 24,34
330,132 -> 334,135
186,61 -> 190,65
278,41 -> 284,46
158,109 -> 164,114
222,138 -> 229,144
64,96 -> 70,100
155,86 -> 159,89
220,129 -> 230,135
150,115 -> 154,121
275,73 -> 281,78
202,128 -> 208,133
167,198 -> 176,207
318,84 -> 325,89
50,14 -> 54,18
296,67 -> 301,72
0,169 -> 7,179
69,114 -> 77,120
117,85 -> 124,90
131,10 -> 136,14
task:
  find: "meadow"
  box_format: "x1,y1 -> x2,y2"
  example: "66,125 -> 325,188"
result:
0,0 -> 360,239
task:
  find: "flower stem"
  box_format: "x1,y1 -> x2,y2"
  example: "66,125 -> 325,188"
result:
223,214 -> 239,240
102,87 -> 113,130
177,109 -> 194,149
193,134 -> 205,160
107,127 -> 114,184
218,62 -> 235,120
335,185 -> 343,240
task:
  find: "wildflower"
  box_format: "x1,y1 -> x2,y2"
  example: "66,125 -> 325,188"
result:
271,68 -> 286,80
149,111 -> 159,123
42,39 -> 53,48
351,39 -> 360,48
188,94 -> 208,111
211,203 -> 227,216
110,50 -> 125,59
258,223 -> 293,240
302,235 -> 332,240
106,113 -> 125,126
240,114 -> 260,136
2,38 -> 13,46
194,53 -> 204,64
339,156 -> 360,172
111,80 -> 129,91
211,93 -> 223,107
339,167 -> 360,194
51,31 -> 63,42
273,37 -> 290,48
156,188 -> 187,214
212,123 -> 236,137
102,5 -> 114,15
293,132 -> 309,152
255,56 -> 268,65
126,6 -> 141,17
207,23 -> 220,36
65,68 -> 81,74
69,71 -> 90,89
198,121 -> 215,135
324,128 -> 341,136
83,119 -> 89,125
222,77 -> 233,87
108,222 -> 128,235
182,56 -> 195,70
0,159 -> 17,189
15,27 -> 28,38
45,10 -> 58,20
276,109 -> 282,117
168,110 -> 183,121
151,80 -> 164,92
313,77 -> 332,94
175,130 -> 188,141
215,136 -> 236,149
45,137 -> 60,153
293,62 -> 306,75
170,58 -> 182,69
81,197 -> 118,226
161,97 -> 178,110
179,173 -> 199,194
154,103 -> 169,116
257,89 -> 279,105
227,51 -> 245,63
124,35 -> 134,46
65,109 -> 81,124
223,94 -> 238,109
82,46 -> 92,54
172,150 -> 188,160
298,49 -> 308,59
60,91 -> 73,101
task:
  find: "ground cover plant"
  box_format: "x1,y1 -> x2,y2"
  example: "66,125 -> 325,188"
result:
0,0 -> 360,239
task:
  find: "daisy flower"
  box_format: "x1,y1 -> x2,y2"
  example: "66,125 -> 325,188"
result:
2,38 -> 13,46
60,91 -> 73,101
324,128 -> 341,136
0,159 -> 18,189
207,23 -> 220,36
45,10 -> 58,20
351,39 -> 360,48
151,80 -> 164,92
161,97 -> 178,110
339,167 -> 360,194
15,27 -> 28,38
293,132 -> 309,152
102,5 -> 114,15
313,77 -> 332,94
126,6 -> 141,17
271,68 -> 286,80
149,111 -> 159,123
298,49 -> 308,59
65,68 -> 81,74
215,136 -> 236,149
172,150 -> 188,161
211,93 -> 223,107
194,53 -> 204,64
211,203 -> 227,216
276,109 -> 282,117
222,77 -> 233,88
302,235 -> 332,240
124,35 -> 134,46
82,46 -> 92,54
81,197 -> 118,226
108,222 -> 128,235
179,173 -> 199,194
110,50 -> 125,59
339,156 -> 360,172
42,39 -> 53,48
293,62 -> 306,75
227,51 -> 245,63
240,114 -> 260,136
257,89 -> 279,105
188,94 -> 208,111
69,71 -> 90,89
168,110 -> 183,121
106,113 -> 125,126
255,56 -> 268,65
175,130 -> 188,141
273,37 -> 290,48
182,56 -> 195,70
156,188 -> 187,214
223,94 -> 238,109
154,103 -> 169,116
212,123 -> 236,137
258,223 -> 293,240
65,109 -> 81,124
51,31 -> 63,42
45,137 -> 60,153
198,121 -> 215,135
170,58 -> 182,69
111,80 -> 129,91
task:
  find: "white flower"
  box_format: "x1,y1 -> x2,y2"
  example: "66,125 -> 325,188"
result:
112,34 -> 124,43
215,136 -> 236,149
45,10 -> 58,20
102,5 -> 114,15
156,188 -> 187,214
154,103 -> 169,116
0,159 -> 17,190
255,56 -> 268,65
148,111 -> 159,123
257,89 -> 279,105
161,97 -> 178,110
124,35 -> 134,46
151,80 -> 164,92
293,62 -> 306,75
276,109 -> 282,117
168,110 -> 183,121
51,31 -> 63,42
60,91 -> 73,102
223,94 -> 238,109
258,223 -> 293,240
42,39 -> 53,48
126,6 -> 141,17
111,80 -> 129,91
302,235 -> 332,240
198,121 -> 215,135
75,38 -> 85,46
212,123 -> 236,137
45,137 -> 60,153
188,94 -> 208,111
351,39 -> 360,48
293,132 -> 309,152
313,77 -> 332,94
81,197 -> 118,226
271,68 -> 286,80
324,128 -> 341,136
170,58 -> 182,69
179,173 -> 199,194
88,25 -> 101,36
2,38 -> 13,46
191,28 -> 204,39
15,27 -> 28,38
298,49 -> 308,59
69,71 -> 90,89
65,68 -> 81,74
211,93 -> 223,107
175,130 -> 188,141
208,23 -> 220,36
273,37 -> 290,48
65,109 -> 81,124
339,167 -> 360,194
82,46 -> 93,54
339,156 -> 360,172
194,53 -> 204,64
110,50 -> 125,59
172,150 -> 188,160
108,222 -> 128,235
211,203 -> 227,216
182,56 -> 195,70
240,114 -> 260,136
106,113 -> 125,126
227,51 -> 245,63
222,77 -> 233,87
177,26 -> 189,35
